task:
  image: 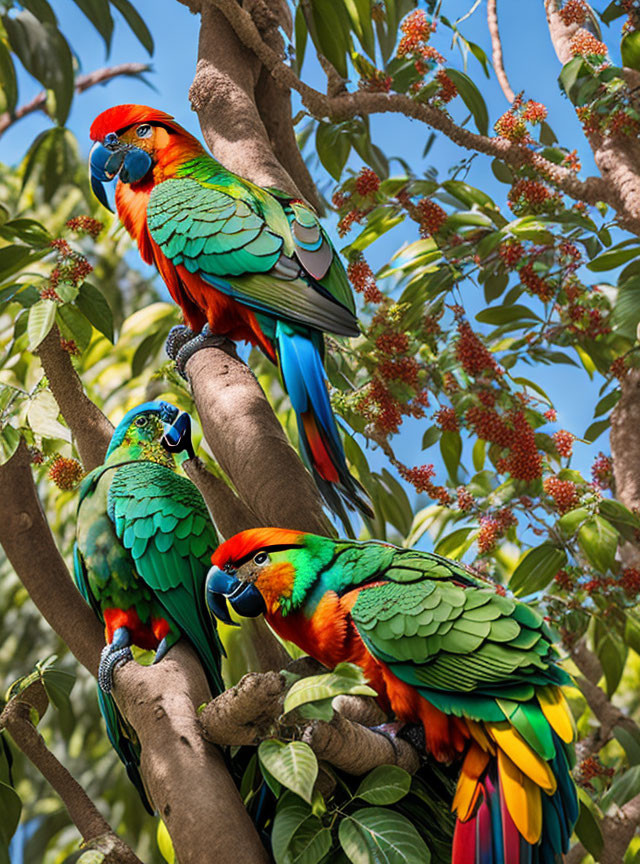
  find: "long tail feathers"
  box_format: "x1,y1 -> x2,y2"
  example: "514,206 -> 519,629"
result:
276,323 -> 373,524
452,697 -> 578,864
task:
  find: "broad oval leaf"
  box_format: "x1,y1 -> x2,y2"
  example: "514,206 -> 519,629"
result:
443,68 -> 488,135
283,662 -> 377,716
27,298 -> 56,350
509,544 -> 567,597
354,765 -> 411,805
338,807 -> 430,864
27,391 -> 71,442
258,740 -> 318,804
272,793 -> 313,864
577,516 -> 618,573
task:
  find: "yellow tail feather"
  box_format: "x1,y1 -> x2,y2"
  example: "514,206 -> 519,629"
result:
487,722 -> 557,793
452,743 -> 490,821
465,718 -> 496,755
497,748 -> 542,845
537,685 -> 575,744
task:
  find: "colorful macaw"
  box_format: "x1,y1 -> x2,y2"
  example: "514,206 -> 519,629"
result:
206,529 -> 578,864
73,400 -> 223,810
88,104 -> 371,524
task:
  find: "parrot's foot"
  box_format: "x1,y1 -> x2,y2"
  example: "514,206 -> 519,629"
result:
165,325 -> 196,362
172,325 -> 231,380
152,636 -> 172,664
98,627 -> 133,694
369,721 -> 406,755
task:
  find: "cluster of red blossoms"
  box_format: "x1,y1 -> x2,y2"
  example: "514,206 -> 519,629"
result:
507,179 -> 561,217
40,235 -> 94,303
576,756 -> 614,792
466,406 -> 543,481
478,509 -> 516,554
66,216 -> 103,238
396,461 -> 451,504
621,567 -> 640,597
433,406 -> 458,432
347,257 -> 384,304
48,455 -> 84,490
569,29 -> 608,59
559,0 -> 588,25
591,452 -> 613,489
543,476 -> 580,513
333,168 -> 383,237
455,321 -> 502,378
610,356 -> 628,381
394,10 -> 458,103
498,240 -> 525,270
457,486 -> 475,511
417,198 -> 448,237
519,261 -> 554,302
553,429 -> 574,458
577,104 -> 640,139
60,339 -> 80,356
494,96 -> 548,144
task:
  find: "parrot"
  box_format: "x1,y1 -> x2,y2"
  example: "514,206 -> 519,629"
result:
206,528 -> 578,864
73,400 -> 224,811
88,104 -> 372,526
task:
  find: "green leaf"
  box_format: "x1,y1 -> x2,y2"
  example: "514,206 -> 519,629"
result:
355,766 -> 411,805
421,425 -> 441,449
27,299 -> 56,350
71,0 -> 113,48
56,304 -> 93,352
338,807 -> 430,864
574,801 -> 603,859
625,614 -> 640,656
0,218 -> 51,247
577,516 -> 618,572
76,852 -> 106,864
0,39 -> 18,115
434,527 -> 475,560
110,0 -> 154,54
156,819 -> 175,864
558,57 -> 589,102
0,781 -> 21,847
509,544 -> 567,597
0,245 -> 33,284
316,122 -> 350,181
439,430 -> 461,484
27,391 -> 71,441
309,0 -> 351,78
272,793 -> 313,864
258,740 -> 318,804
475,305 -> 542,326
284,662 -> 376,716
443,68 -> 488,135
472,438 -> 485,472
0,426 -> 20,466
75,282 -> 114,342
613,723 -> 640,766
622,30 -> 640,71
344,0 -> 375,59
286,820 -> 332,864
587,245 -> 640,272
594,618 -> 627,697
42,667 -> 75,710
491,158 -> 514,184
584,418 -> 610,443
602,764 -> 640,810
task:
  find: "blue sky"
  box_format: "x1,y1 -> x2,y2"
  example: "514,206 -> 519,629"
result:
2,0 -> 624,517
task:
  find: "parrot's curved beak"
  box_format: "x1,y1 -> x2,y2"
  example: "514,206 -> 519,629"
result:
89,133 -> 153,212
161,411 -> 195,460
206,566 -> 266,624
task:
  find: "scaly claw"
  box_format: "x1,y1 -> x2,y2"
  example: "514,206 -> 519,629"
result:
165,325 -> 196,362
98,626 -> 133,694
173,325 -> 230,380
153,635 -> 171,664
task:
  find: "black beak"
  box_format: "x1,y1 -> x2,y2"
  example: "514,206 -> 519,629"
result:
206,566 -> 266,624
161,411 -> 195,460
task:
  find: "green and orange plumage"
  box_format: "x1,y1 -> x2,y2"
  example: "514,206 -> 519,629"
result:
88,105 -> 370,524
207,529 -> 578,864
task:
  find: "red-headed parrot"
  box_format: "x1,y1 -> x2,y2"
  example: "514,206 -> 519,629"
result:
73,400 -> 223,810
88,104 -> 371,525
206,528 -> 578,864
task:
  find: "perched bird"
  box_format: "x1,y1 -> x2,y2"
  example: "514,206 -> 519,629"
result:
74,400 -> 223,810
88,104 -> 370,525
207,529 -> 578,864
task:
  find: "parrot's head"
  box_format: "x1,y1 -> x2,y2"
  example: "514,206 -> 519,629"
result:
206,528 -> 315,624
106,400 -> 196,464
89,104 -> 202,211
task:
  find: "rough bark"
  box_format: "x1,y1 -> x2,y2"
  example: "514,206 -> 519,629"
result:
611,369 -> 640,514
183,455 -> 261,538
0,685 -> 144,864
185,344 -> 334,535
37,326 -> 113,471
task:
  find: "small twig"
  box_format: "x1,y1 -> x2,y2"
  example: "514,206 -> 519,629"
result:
0,683 -> 144,864
0,63 -> 150,137
487,0 -> 515,103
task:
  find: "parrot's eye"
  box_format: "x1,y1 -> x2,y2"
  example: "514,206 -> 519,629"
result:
253,551 -> 269,566
134,417 -> 148,428
136,124 -> 152,138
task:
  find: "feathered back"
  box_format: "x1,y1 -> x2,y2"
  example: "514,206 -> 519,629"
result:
90,104 -> 186,140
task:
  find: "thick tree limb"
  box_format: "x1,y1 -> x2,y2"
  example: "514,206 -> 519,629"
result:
0,684 -> 144,864
183,455 -> 261,538
37,326 -> 113,472
487,0 -> 515,103
185,343 -> 334,535
206,0 -> 619,217
0,442 -> 269,864
0,63 -> 150,137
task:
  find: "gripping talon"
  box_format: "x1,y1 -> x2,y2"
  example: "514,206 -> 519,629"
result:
153,636 -> 171,664
98,626 -> 133,694
165,325 -> 196,362
173,327 -> 230,380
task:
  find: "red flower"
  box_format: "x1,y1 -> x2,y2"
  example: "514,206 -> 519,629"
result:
553,429 -> 575,458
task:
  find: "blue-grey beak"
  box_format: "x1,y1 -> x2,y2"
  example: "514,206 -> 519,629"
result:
161,411 -> 195,460
89,135 -> 153,212
206,566 -> 266,624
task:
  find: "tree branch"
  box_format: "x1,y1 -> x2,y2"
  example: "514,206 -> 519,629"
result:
36,326 -> 113,472
205,0 -> 620,218
0,63 -> 150,137
185,343 -> 334,535
183,455 -> 261,538
487,0 -> 515,103
0,683 -> 144,864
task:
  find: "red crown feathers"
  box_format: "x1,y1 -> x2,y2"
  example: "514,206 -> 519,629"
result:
212,528 -> 306,568
90,104 -> 185,141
